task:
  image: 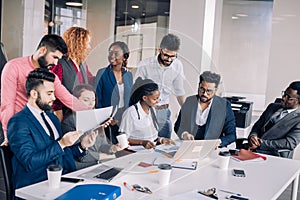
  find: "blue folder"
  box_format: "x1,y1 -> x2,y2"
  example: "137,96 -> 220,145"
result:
55,184 -> 121,200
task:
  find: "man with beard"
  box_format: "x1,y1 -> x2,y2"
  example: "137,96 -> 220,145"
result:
248,81 -> 300,157
135,34 -> 185,139
8,68 -> 97,196
174,71 -> 236,147
0,34 -> 87,146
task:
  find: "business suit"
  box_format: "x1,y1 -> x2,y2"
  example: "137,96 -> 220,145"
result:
94,66 -> 133,144
175,95 -> 236,147
7,106 -> 84,190
249,103 -> 300,156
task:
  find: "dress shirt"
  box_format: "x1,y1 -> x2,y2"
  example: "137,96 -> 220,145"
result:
135,55 -> 185,105
196,98 -> 214,126
117,83 -> 125,108
26,103 -> 59,140
119,102 -> 158,142
0,56 -> 87,136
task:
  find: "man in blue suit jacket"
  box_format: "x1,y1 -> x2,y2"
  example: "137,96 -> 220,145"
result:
8,68 -> 97,197
175,71 -> 236,147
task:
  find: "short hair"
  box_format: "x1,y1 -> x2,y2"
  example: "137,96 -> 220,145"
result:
26,68 -> 55,97
288,81 -> 300,97
109,41 -> 130,60
72,84 -> 95,98
199,71 -> 221,88
160,34 -> 180,51
63,27 -> 91,64
130,77 -> 159,106
37,34 -> 68,54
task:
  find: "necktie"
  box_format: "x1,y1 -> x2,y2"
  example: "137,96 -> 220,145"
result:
265,109 -> 288,132
41,112 -> 55,139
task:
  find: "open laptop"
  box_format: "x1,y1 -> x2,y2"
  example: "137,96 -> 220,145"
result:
78,164 -> 123,182
173,139 -> 220,160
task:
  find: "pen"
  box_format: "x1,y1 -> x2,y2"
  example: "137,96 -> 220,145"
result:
123,182 -> 134,191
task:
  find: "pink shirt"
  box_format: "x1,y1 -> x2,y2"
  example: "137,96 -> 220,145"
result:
0,56 -> 87,136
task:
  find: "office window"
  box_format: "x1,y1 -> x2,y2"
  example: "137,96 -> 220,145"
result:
44,0 -> 87,35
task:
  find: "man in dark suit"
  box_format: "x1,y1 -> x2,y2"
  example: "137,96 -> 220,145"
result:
7,68 -> 97,195
248,81 -> 300,157
175,71 -> 236,147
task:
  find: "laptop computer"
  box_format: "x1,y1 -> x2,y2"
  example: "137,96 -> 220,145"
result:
78,164 -> 123,182
173,139 -> 220,160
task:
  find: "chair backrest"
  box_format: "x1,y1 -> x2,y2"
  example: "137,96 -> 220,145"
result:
292,143 -> 300,160
0,146 -> 13,200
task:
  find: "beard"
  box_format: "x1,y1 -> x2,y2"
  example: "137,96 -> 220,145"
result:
36,93 -> 52,111
38,54 -> 54,69
158,54 -> 173,67
199,95 -> 213,103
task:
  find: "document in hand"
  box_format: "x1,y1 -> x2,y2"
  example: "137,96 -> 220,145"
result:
76,106 -> 115,132
231,149 -> 267,162
55,184 -> 121,200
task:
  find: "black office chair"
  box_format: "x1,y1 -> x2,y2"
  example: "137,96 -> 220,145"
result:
0,146 -> 13,200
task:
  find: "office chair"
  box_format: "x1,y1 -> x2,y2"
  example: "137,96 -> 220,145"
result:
0,146 -> 13,200
290,144 -> 300,200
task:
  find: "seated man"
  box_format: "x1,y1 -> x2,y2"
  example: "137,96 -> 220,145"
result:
174,71 -> 236,147
7,68 -> 97,195
248,81 -> 300,157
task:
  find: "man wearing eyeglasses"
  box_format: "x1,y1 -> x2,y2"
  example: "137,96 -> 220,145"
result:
174,71 -> 236,147
248,81 -> 300,157
135,34 -> 185,139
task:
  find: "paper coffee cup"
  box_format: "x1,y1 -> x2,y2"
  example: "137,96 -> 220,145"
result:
116,134 -> 129,149
158,164 -> 172,186
47,165 -> 62,189
218,151 -> 230,170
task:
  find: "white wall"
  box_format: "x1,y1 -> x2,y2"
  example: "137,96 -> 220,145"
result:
86,0 -> 116,74
266,0 -> 300,105
2,0 -> 44,59
217,0 -> 273,111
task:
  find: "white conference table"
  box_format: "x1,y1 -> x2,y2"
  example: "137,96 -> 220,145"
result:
16,148 -> 300,200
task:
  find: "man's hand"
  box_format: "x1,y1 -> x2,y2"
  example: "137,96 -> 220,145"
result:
160,138 -> 176,145
182,132 -> 194,140
249,135 -> 262,150
58,131 -> 83,149
142,140 -> 156,149
109,144 -> 122,154
80,130 -> 98,150
0,138 -> 8,146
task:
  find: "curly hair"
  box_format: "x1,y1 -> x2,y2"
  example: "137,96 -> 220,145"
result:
62,27 -> 91,65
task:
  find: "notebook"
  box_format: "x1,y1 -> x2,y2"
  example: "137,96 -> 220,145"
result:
78,164 -> 122,182
173,140 -> 220,160
55,184 -> 121,200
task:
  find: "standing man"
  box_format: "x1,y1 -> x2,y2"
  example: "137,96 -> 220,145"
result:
135,34 -> 185,139
174,71 -> 236,147
248,81 -> 300,157
8,68 -> 97,194
0,34 -> 87,146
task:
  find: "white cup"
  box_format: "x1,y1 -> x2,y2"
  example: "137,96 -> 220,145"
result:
116,134 -> 129,149
218,151 -> 231,170
158,164 -> 172,186
47,165 -> 63,189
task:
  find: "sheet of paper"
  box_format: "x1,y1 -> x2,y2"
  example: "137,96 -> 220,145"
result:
76,106 -> 113,132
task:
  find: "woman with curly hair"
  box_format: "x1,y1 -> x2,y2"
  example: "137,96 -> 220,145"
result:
51,26 -> 94,121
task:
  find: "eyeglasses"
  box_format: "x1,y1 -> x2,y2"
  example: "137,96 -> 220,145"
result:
160,50 -> 177,60
281,91 -> 299,101
199,87 -> 215,95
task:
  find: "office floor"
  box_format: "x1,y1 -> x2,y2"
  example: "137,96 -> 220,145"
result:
278,183 -> 300,200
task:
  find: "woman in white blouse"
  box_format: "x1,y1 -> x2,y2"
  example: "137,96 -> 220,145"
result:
119,77 -> 174,149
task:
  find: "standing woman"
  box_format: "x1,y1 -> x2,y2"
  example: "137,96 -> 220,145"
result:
94,41 -> 133,144
119,77 -> 174,149
51,27 -> 94,121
